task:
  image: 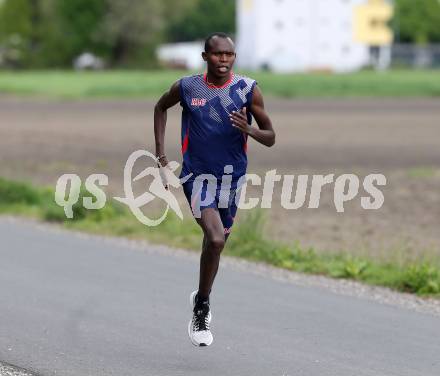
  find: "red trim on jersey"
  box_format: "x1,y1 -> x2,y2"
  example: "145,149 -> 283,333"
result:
182,133 -> 189,154
243,133 -> 248,153
203,72 -> 234,89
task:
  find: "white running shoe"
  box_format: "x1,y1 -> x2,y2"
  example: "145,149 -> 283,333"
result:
188,290 -> 213,347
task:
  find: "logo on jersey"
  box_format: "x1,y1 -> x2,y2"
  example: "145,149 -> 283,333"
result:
191,98 -> 207,106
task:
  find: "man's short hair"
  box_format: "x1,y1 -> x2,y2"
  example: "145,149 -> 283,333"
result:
204,32 -> 232,52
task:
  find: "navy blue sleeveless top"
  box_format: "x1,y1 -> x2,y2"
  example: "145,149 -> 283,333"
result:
179,73 -> 257,186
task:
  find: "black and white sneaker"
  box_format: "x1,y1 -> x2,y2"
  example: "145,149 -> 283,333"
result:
188,290 -> 213,347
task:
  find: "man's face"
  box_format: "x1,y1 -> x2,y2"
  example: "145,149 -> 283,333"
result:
202,37 -> 236,78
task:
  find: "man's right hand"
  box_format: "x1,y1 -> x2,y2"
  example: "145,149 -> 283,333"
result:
157,160 -> 180,190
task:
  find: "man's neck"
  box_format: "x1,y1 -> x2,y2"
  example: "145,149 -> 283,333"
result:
205,72 -> 232,87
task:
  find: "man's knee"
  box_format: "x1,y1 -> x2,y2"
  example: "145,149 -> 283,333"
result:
206,233 -> 225,253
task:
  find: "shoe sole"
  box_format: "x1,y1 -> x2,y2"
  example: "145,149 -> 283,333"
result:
187,320 -> 213,347
188,291 -> 213,347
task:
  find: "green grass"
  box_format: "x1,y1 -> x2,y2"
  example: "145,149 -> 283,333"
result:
0,69 -> 439,98
407,167 -> 438,179
1,176 -> 439,297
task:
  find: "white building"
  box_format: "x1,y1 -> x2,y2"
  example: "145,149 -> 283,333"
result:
157,42 -> 204,70
236,0 -> 393,73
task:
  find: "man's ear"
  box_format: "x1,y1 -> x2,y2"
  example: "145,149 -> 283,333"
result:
202,52 -> 208,61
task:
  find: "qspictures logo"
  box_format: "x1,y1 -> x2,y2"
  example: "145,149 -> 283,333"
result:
54,150 -> 387,227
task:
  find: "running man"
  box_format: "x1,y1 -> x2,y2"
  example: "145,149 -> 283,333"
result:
154,32 -> 275,347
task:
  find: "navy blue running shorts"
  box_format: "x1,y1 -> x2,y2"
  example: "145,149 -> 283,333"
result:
182,179 -> 238,235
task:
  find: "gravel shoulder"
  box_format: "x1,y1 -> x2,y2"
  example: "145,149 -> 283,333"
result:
0,362 -> 39,376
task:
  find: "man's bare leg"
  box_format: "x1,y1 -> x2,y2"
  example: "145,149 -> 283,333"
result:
196,208 -> 225,299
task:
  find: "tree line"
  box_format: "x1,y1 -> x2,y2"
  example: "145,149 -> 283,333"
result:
0,0 -> 234,68
0,0 -> 438,69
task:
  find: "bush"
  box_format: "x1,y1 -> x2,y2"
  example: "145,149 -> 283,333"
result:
43,189 -> 123,223
0,177 -> 40,205
399,263 -> 440,294
330,257 -> 370,279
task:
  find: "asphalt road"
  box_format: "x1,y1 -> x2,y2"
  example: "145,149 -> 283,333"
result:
1,218 -> 439,376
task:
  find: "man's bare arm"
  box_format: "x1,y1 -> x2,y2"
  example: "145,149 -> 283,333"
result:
154,81 -> 181,166
229,85 -> 275,147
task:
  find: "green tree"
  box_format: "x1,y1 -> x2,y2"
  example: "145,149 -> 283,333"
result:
394,0 -> 440,44
95,0 -> 164,66
166,0 -> 235,42
0,0 -> 33,66
0,0 -> 233,68
0,0 -> 108,67
52,0 -> 107,65
95,0 -> 196,67
0,0 -> 32,37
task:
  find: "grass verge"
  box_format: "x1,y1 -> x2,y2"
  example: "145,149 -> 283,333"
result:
1,176 -> 439,297
1,70 -> 440,98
